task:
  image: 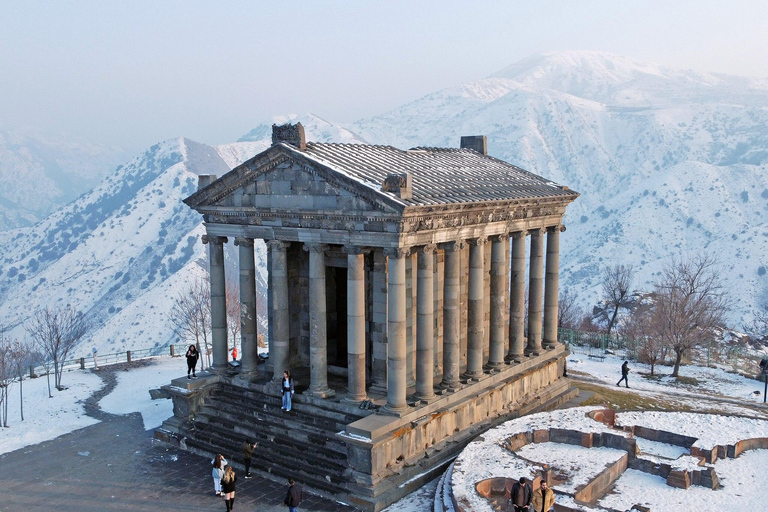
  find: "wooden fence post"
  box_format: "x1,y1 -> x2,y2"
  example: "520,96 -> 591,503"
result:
80,357 -> 85,370
170,344 -> 175,357
126,350 -> 132,363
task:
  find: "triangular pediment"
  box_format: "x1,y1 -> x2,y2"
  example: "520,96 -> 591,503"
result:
184,145 -> 403,215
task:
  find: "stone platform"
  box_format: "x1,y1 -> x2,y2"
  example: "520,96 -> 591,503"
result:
155,344 -> 575,511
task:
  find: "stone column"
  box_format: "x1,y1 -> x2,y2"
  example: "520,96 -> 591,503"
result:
488,234 -> 509,369
416,244 -> 436,400
305,243 -> 333,397
267,240 -> 290,382
345,246 -> 368,402
370,249 -> 388,391
543,225 -> 562,348
508,231 -> 527,362
464,237 -> 486,379
527,228 -> 545,356
235,238 -> 258,378
384,247 -> 409,413
203,234 -> 228,372
441,241 -> 463,388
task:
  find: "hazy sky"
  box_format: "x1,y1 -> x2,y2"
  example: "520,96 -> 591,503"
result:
1,0 -> 766,153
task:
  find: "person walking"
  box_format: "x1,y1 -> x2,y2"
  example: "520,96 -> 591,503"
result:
241,439 -> 257,478
92,347 -> 99,369
221,465 -> 237,511
186,345 -> 199,379
284,478 -> 303,512
616,360 -> 630,388
212,453 -> 227,496
281,370 -> 294,412
531,480 -> 555,512
509,476 -> 532,512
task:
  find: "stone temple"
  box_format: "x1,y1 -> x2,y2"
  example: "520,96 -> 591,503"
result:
156,123 -> 579,511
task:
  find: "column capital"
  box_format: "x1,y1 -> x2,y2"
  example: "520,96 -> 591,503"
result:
441,240 -> 465,252
511,230 -> 527,239
234,237 -> 254,247
419,243 -> 438,254
491,233 -> 510,242
202,234 -> 227,245
383,247 -> 411,259
547,224 -> 566,233
342,245 -> 371,255
527,227 -> 546,236
266,239 -> 291,251
304,243 -> 329,253
467,236 -> 488,246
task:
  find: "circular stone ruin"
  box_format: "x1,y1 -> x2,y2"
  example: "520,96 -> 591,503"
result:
434,406 -> 768,512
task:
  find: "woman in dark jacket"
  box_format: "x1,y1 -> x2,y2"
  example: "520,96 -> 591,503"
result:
221,465 -> 237,511
186,345 -> 199,379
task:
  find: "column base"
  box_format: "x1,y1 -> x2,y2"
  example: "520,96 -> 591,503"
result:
484,361 -> 506,370
343,394 -> 368,404
461,372 -> 489,384
413,391 -> 437,404
237,370 -> 260,382
525,348 -> 541,357
309,387 -> 336,399
439,381 -> 463,392
506,354 -> 525,364
380,403 -> 410,417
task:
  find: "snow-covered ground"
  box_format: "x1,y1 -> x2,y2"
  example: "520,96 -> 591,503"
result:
0,368 -> 101,455
98,356 -> 182,430
567,351 -> 766,405
451,406 -> 768,512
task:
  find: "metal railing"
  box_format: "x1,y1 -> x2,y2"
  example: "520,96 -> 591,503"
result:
29,343 -> 180,378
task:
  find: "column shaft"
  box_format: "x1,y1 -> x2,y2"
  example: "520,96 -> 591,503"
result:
441,242 -> 462,388
543,226 -> 561,347
268,241 -> 290,382
508,232 -> 527,361
236,238 -> 258,377
488,235 -> 509,368
465,238 -> 486,378
346,248 -> 367,402
416,245 -> 436,400
385,248 -> 409,412
527,229 -> 545,355
307,244 -> 332,397
205,235 -> 228,371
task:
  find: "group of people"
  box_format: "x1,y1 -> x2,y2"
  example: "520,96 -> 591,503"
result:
211,441 -> 304,511
509,477 -> 555,512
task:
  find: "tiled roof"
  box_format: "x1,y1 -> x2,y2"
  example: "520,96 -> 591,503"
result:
293,142 -> 578,207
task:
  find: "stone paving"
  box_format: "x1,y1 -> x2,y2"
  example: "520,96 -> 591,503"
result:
0,367 -> 358,512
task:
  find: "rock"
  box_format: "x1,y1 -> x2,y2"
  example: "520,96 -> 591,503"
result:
149,388 -> 171,400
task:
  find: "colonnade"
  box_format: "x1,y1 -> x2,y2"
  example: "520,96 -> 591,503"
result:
202,225 -> 562,412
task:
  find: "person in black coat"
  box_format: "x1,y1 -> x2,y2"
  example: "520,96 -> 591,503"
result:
616,360 -> 630,388
221,465 -> 237,511
186,345 -> 199,379
509,476 -> 532,512
284,478 -> 303,512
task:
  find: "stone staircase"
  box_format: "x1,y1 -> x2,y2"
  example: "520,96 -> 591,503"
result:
178,381 -> 365,498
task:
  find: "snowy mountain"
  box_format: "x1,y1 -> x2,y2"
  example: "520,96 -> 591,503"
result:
350,51 -> 768,327
0,129 -> 127,230
0,117 -> 363,355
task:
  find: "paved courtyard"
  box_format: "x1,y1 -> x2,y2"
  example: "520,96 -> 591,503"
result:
0,368 -> 357,512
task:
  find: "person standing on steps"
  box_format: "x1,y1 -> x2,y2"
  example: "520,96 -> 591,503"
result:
281,370 -> 294,412
284,478 -> 303,512
509,476 -> 532,512
186,345 -> 199,379
221,465 -> 237,511
616,360 -> 630,388
212,453 -> 227,496
531,479 -> 555,512
241,439 -> 257,478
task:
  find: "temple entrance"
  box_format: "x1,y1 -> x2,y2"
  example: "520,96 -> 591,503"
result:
326,265 -> 348,367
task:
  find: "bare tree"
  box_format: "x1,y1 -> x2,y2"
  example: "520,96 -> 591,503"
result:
168,277 -> 211,370
624,300 -> 665,375
0,331 -> 11,427
226,281 -> 240,358
558,289 -> 583,329
26,306 -> 87,391
653,255 -> 728,378
11,339 -> 30,421
601,264 -> 635,335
